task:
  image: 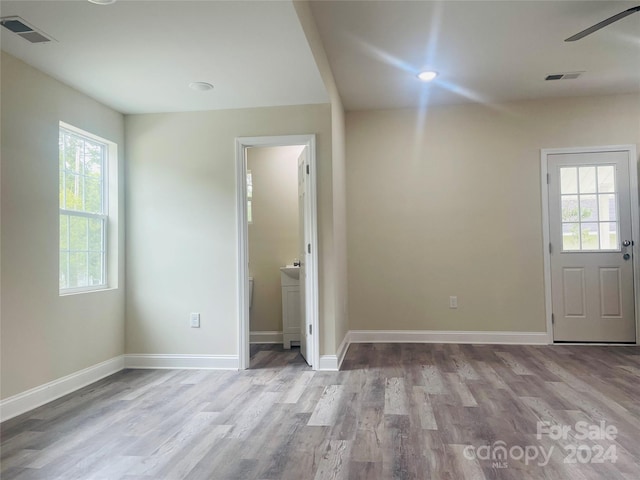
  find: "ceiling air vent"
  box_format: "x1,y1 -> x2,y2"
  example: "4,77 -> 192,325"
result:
545,72 -> 583,81
0,16 -> 54,44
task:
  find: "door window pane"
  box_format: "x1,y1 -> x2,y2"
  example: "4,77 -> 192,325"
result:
562,223 -> 581,251
561,195 -> 579,222
579,167 -> 596,193
597,166 -> 615,193
561,167 -> 578,194
598,194 -> 616,222
599,222 -> 618,250
581,223 -> 599,250
579,195 -> 597,222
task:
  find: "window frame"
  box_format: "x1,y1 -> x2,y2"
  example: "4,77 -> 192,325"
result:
559,164 -> 621,253
59,123 -> 110,295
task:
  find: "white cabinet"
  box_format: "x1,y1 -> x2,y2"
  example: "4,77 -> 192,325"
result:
280,268 -> 300,349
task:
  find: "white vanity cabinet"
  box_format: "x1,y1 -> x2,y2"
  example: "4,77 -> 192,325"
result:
280,267 -> 300,349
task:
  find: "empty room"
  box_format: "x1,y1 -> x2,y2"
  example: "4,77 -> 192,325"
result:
1,1 -> 639,479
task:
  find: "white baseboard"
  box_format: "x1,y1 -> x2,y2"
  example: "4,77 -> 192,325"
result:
250,331 -> 283,344
317,354 -> 338,371
336,332 -> 350,369
317,331 -> 351,371
0,355 -> 124,423
318,330 -> 549,370
124,354 -> 239,370
348,330 -> 551,345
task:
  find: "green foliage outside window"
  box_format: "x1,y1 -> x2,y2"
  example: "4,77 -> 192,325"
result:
59,128 -> 107,290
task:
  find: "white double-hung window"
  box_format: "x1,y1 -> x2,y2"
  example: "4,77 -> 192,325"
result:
59,124 -> 110,293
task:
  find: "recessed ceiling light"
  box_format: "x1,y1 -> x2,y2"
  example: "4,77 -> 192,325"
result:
189,82 -> 214,92
88,0 -> 117,5
417,71 -> 438,82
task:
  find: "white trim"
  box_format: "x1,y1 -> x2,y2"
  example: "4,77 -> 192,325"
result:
123,354 -> 239,370
235,135 -> 320,370
250,331 -> 284,344
630,146 -> 640,345
540,145 -> 640,344
317,330 -> 550,371
0,356 -> 124,422
58,121 -> 119,293
336,332 -> 351,369
59,121 -> 113,145
236,139 -> 250,370
551,343 -> 637,346
540,150 -> 554,341
348,330 -> 550,345
317,332 -> 352,371
318,355 -> 339,371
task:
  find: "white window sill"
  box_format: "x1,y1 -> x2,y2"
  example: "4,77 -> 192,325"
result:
59,286 -> 117,297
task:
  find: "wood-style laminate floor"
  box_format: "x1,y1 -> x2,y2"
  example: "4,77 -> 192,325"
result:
2,343 -> 640,480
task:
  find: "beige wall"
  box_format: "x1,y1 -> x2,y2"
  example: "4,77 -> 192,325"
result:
331,101 -> 348,351
247,146 -> 302,333
295,0 -> 349,353
346,93 -> 640,333
0,52 -> 125,399
124,104 -> 335,356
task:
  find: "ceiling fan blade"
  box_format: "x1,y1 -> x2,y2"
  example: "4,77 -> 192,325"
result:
565,6 -> 640,42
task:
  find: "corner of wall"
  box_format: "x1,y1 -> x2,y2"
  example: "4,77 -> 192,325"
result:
294,0 -> 350,357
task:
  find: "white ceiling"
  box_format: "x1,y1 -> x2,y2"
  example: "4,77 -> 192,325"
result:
1,1 -> 638,113
0,0 -> 329,114
310,0 -> 640,110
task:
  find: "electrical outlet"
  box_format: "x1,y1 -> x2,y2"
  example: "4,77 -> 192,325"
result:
190,312 -> 200,328
449,296 -> 458,309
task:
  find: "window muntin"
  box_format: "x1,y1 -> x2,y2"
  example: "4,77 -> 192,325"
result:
59,126 -> 108,292
560,165 -> 619,251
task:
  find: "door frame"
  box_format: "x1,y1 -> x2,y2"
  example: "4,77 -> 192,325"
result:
235,135 -> 320,369
540,145 -> 640,344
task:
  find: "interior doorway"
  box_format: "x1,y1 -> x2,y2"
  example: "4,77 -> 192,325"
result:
236,135 -> 319,370
541,145 -> 640,343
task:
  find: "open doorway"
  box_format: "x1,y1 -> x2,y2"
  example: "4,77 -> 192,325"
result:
236,135 -> 319,370
247,145 -> 303,367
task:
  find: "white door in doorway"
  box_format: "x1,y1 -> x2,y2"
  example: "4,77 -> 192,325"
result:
547,149 -> 636,342
298,148 -> 311,364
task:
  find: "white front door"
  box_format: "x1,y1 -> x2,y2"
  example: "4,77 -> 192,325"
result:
547,149 -> 636,342
297,147 -> 311,365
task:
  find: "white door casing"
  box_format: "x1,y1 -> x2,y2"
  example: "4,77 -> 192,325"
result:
236,135 -> 319,369
541,145 -> 640,343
